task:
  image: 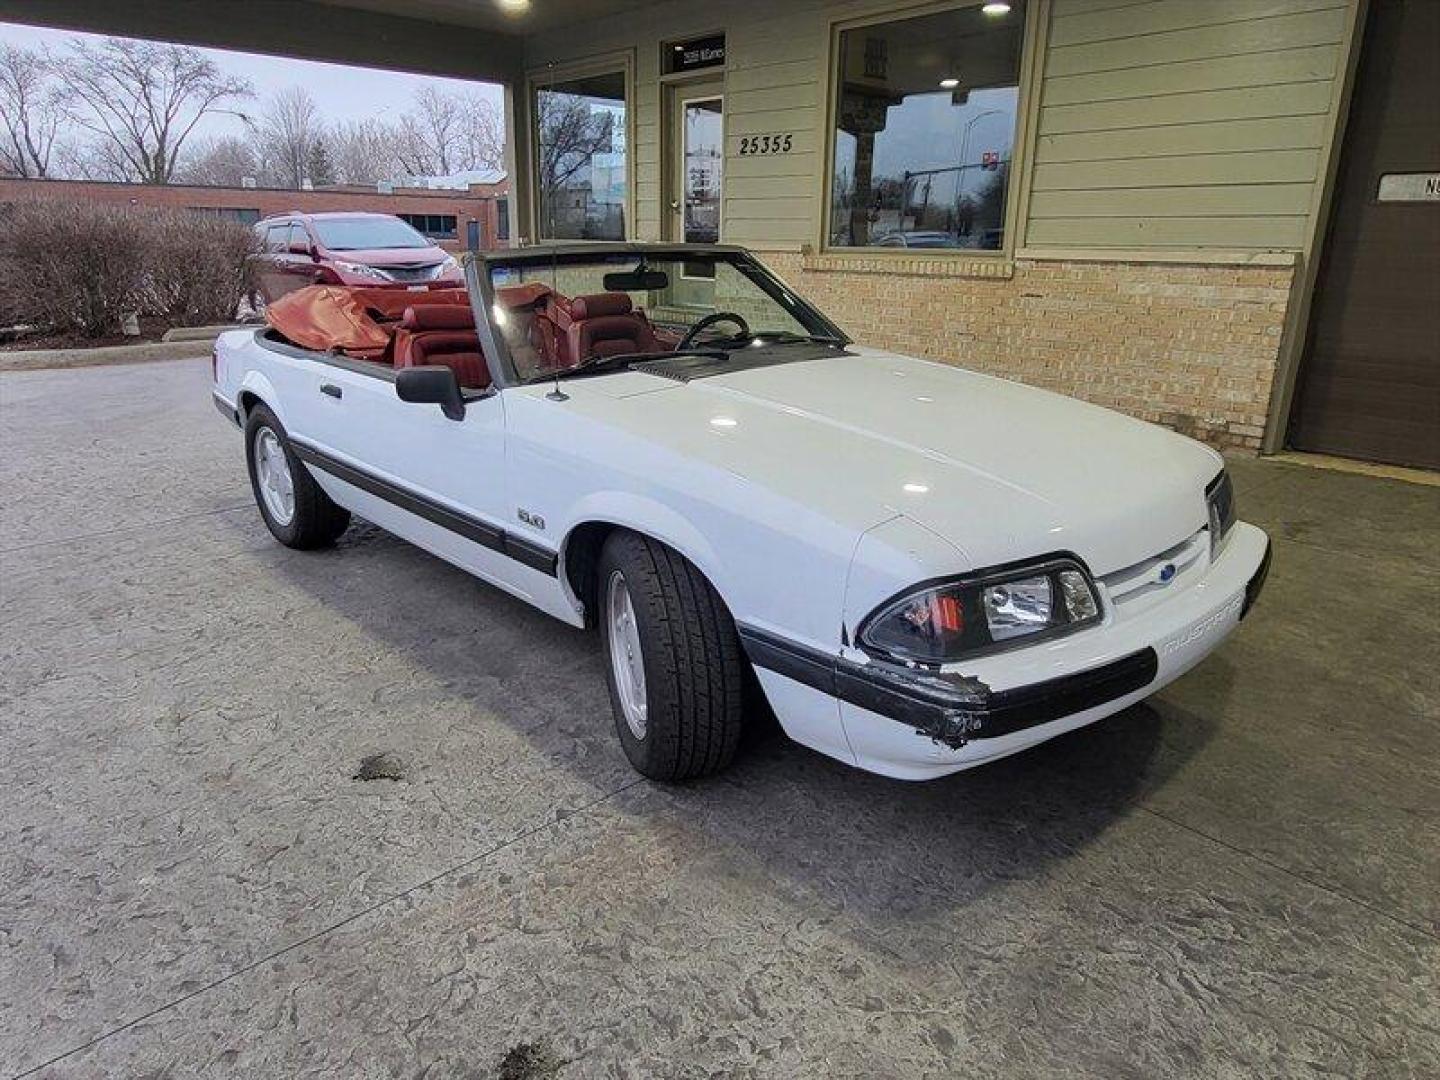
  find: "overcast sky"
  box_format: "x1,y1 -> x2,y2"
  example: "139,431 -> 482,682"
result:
2,21 -> 504,142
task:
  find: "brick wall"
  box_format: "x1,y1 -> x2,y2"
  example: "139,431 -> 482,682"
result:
760,253 -> 1293,452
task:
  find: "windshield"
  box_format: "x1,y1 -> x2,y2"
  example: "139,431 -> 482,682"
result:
485,251 -> 842,382
311,216 -> 431,251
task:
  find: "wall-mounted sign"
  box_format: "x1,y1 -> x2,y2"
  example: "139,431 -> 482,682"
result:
1377,173 -> 1440,202
667,34 -> 725,75
737,133 -> 793,156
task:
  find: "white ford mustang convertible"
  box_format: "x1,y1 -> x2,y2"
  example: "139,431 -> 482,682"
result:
213,244 -> 1270,781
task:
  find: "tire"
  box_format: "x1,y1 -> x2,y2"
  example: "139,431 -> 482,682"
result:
598,531 -> 746,780
244,404 -> 350,549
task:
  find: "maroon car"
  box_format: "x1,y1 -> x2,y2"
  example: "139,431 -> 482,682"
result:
249,211 -> 464,304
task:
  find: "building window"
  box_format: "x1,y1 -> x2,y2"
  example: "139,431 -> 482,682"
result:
496,198 -> 510,241
828,1 -> 1026,252
398,213 -> 458,239
534,70 -> 627,240
188,206 -> 261,225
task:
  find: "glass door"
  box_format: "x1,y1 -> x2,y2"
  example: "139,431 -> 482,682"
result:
668,80 -> 724,256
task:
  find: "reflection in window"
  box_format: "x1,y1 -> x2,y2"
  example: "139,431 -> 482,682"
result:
535,71 -> 627,240
829,1 -> 1025,251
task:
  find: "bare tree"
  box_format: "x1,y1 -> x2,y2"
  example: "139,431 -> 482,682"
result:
178,135 -> 258,187
537,92 -> 614,208
460,94 -> 505,174
390,87 -> 504,178
330,117 -> 398,185
394,85 -> 463,176
54,37 -> 252,185
0,44 -> 67,178
257,85 -> 323,189
54,139 -> 133,183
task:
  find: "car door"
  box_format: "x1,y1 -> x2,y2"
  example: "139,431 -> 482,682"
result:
255,223 -> 292,302
289,359 -> 551,602
277,224 -> 320,297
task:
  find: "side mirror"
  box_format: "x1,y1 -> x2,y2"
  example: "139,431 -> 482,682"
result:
288,240 -> 313,257
396,366 -> 465,421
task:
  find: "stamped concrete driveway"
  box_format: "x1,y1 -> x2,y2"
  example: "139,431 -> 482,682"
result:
1,357 -> 1437,1079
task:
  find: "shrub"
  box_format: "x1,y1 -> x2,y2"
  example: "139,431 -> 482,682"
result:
0,199 -> 152,337
0,198 -> 258,338
140,210 -> 258,327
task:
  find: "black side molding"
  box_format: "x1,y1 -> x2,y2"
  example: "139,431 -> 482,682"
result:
739,624 -> 1157,749
212,392 -> 240,428
290,440 -> 558,578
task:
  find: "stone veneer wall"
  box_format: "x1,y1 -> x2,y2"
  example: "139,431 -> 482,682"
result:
758,253 -> 1295,452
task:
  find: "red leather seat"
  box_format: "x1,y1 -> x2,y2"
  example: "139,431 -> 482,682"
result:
393,305 -> 489,390
565,292 -> 658,364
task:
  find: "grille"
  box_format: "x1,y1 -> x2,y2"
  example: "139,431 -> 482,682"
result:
382,263 -> 442,283
1100,528 -> 1208,616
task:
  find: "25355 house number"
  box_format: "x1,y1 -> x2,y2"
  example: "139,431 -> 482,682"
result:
738,133 -> 793,155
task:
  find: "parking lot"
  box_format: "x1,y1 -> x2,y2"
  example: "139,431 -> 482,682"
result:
1,356 -> 1437,1078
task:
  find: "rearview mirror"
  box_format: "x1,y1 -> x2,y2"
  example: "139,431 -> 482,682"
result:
396,366 -> 465,421
603,269 -> 669,291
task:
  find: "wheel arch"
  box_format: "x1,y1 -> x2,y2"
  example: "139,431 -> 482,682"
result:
235,371 -> 285,429
559,496 -> 727,628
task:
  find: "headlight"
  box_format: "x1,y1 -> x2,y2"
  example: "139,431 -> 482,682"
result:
858,557 -> 1103,665
440,254 -> 460,273
334,260 -> 390,281
1206,469 -> 1236,558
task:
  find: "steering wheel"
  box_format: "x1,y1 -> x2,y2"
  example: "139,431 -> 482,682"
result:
676,311 -> 751,351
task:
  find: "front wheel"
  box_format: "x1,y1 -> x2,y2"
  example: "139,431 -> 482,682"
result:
598,531 -> 746,780
244,405 -> 350,549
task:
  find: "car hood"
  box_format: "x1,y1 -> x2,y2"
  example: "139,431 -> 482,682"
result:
325,247 -> 447,267
563,346 -> 1223,576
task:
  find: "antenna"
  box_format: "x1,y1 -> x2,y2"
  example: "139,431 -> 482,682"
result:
546,373 -> 569,401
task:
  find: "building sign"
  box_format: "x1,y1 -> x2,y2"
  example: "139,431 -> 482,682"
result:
667,34 -> 725,75
1377,173 -> 1440,202
738,133 -> 793,156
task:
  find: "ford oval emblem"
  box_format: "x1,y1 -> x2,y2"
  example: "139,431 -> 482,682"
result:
1158,563 -> 1177,584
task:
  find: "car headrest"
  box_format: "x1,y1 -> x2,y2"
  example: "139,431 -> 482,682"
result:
402,304 -> 474,331
570,292 -> 632,320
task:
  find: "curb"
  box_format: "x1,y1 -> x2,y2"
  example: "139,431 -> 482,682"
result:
161,323 -> 253,343
0,341 -> 210,372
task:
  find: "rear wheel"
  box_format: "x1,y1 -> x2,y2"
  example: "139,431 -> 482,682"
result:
598,531 -> 746,780
244,404 -> 350,549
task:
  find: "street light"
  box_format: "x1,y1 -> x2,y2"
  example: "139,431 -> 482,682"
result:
956,108 -> 1004,202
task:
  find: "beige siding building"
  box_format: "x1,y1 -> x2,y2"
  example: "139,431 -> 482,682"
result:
505,0 -> 1434,467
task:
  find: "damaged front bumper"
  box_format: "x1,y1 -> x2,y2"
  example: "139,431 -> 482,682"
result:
741,626 -> 1158,750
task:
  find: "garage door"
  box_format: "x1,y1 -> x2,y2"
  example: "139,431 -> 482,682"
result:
1289,0 -> 1440,470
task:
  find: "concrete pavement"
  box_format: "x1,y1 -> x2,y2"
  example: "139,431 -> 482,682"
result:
1,358 -> 1436,1078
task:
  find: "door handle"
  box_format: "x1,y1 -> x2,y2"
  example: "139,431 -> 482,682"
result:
320,383 -> 342,399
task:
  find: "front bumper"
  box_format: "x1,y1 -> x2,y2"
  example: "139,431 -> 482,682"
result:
743,521 -> 1271,779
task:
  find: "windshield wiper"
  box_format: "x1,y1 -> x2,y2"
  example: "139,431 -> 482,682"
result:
539,349 -> 728,382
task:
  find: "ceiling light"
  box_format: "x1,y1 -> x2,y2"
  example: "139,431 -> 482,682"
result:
710,416 -> 738,428
939,77 -> 960,89
497,0 -> 530,14
982,2 -> 1012,14
903,482 -> 930,494
673,44 -> 685,51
